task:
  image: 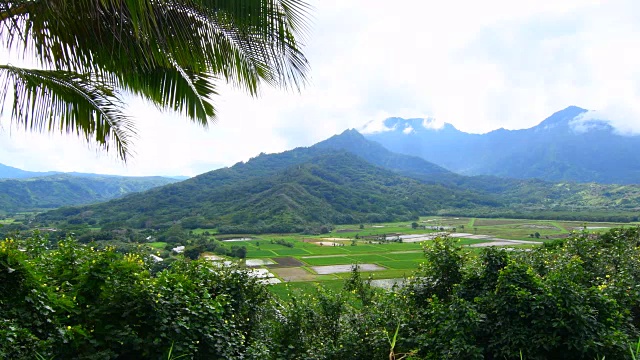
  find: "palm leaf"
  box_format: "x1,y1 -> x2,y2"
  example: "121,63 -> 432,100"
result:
0,65 -> 134,160
0,0 -> 311,159
1,0 -> 310,91
117,64 -> 218,126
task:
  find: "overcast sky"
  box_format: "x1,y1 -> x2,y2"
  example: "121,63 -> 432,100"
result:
1,0 -> 640,177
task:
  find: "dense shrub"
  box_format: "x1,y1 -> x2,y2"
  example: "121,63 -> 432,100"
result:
0,235 -> 270,359
3,229 -> 640,359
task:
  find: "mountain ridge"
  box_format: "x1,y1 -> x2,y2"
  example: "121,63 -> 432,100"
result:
0,173 -> 181,213
0,162 -> 189,180
37,129 -> 640,231
365,106 -> 640,184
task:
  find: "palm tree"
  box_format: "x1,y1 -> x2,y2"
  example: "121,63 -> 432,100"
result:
0,0 -> 310,160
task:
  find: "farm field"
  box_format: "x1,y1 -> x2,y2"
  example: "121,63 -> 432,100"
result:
196,216 -> 640,297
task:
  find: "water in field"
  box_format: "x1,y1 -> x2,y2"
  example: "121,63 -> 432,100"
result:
311,263 -> 385,274
245,259 -> 276,267
223,237 -> 253,242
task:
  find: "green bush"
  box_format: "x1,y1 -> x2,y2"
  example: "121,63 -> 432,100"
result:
3,228 -> 640,359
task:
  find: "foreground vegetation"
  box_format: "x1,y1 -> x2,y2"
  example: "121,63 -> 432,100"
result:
3,226 -> 640,359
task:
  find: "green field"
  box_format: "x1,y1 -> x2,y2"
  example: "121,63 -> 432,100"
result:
214,217 -> 639,298
148,241 -> 168,249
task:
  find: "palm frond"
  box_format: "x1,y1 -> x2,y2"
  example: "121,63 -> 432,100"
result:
0,0 -> 312,160
116,64 -> 218,126
1,0 -> 310,92
0,65 -> 134,160
190,0 -> 312,90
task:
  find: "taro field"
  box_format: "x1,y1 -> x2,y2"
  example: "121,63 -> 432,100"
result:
194,216 -> 639,298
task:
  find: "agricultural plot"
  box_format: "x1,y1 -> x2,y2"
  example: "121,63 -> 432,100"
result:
269,257 -> 304,267
311,264 -> 385,274
245,259 -> 275,266
215,217 -> 639,297
270,267 -> 317,281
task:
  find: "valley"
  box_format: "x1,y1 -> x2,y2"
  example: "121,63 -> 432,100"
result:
218,216 -> 633,293
3,118 -> 640,359
9,213 -> 627,297
2,0 -> 640,355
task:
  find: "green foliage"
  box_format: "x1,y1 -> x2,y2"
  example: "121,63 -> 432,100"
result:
1,0 -> 311,159
0,235 -> 270,359
5,228 -> 640,359
343,264 -> 376,306
410,236 -> 465,302
271,238 -> 295,248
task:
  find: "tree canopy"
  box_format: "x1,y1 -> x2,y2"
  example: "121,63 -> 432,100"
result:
0,0 -> 311,160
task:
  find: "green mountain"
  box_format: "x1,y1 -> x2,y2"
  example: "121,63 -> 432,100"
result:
38,130 -> 640,232
364,106 -> 640,184
0,174 -> 180,213
39,151 -> 493,233
315,129 -> 451,177
316,131 -> 640,220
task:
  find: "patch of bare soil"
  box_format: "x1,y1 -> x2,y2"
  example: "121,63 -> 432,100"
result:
266,257 -> 304,267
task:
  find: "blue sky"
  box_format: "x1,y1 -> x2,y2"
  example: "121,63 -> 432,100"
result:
1,0 -> 639,176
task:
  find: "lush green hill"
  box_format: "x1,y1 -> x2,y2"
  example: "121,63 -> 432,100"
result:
37,130 -> 640,231
316,131 -> 640,219
0,174 -> 180,213
39,152 -> 494,232
365,106 -> 640,184
315,129 -> 451,177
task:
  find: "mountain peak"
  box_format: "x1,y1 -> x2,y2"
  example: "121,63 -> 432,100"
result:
339,128 -> 365,137
364,106 -> 640,184
537,106 -> 588,128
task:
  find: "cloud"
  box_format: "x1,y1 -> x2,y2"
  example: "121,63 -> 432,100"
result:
422,118 -> 445,131
402,125 -> 413,134
1,0 -> 640,176
358,118 -> 394,134
571,104 -> 640,135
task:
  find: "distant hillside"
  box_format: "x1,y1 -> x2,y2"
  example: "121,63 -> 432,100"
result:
0,163 -> 56,179
0,174 -> 180,213
364,106 -> 640,184
0,162 -> 190,180
38,130 -> 640,232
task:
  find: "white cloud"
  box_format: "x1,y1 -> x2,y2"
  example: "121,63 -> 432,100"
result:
358,118 -> 395,134
571,104 -> 640,135
402,125 -> 413,134
1,0 -> 640,175
422,118 -> 445,131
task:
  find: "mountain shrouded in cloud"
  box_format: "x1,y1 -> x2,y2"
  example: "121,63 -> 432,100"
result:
364,106 -> 640,184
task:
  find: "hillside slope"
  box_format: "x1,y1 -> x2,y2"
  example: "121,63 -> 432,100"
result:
39,151 -> 493,232
0,175 -> 179,212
